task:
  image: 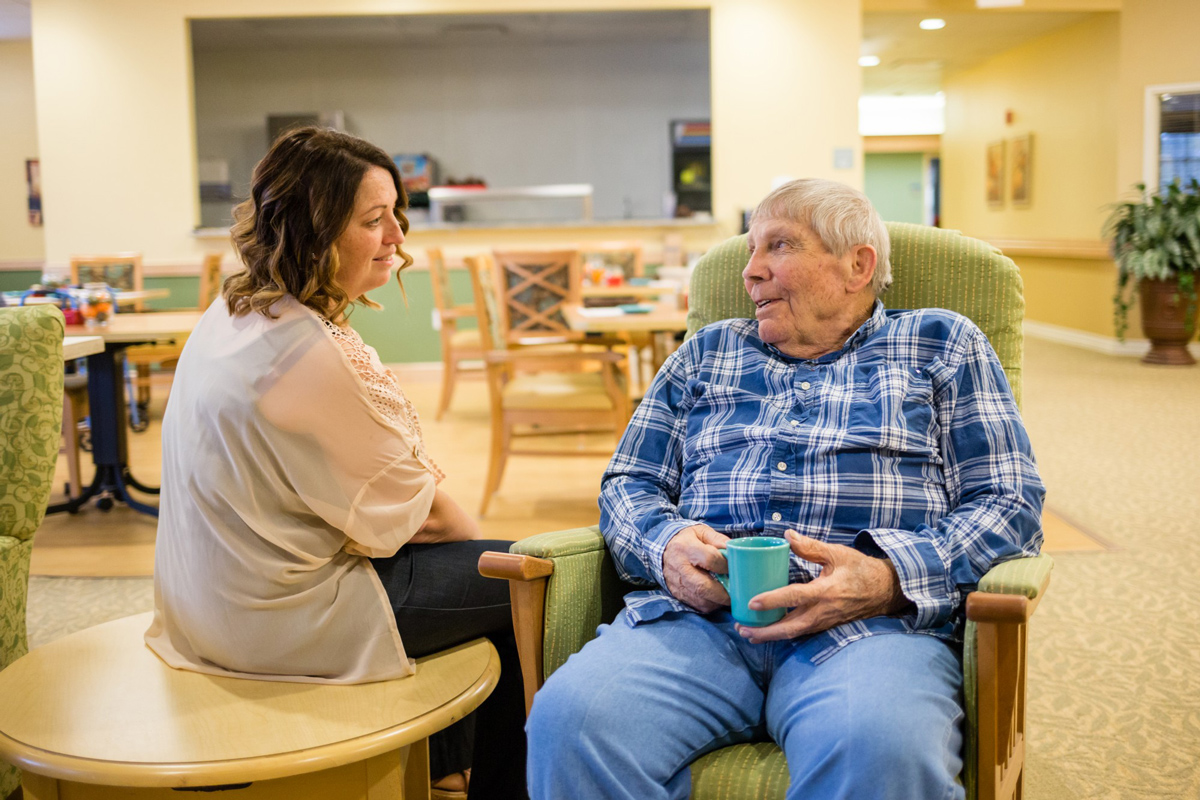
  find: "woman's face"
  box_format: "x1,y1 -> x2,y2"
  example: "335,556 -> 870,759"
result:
333,165 -> 405,301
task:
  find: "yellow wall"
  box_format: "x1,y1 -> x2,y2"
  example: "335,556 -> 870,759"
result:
1115,0 -> 1200,195
941,14 -> 1122,336
0,40 -> 45,263
942,14 -> 1119,241
30,0 -> 862,267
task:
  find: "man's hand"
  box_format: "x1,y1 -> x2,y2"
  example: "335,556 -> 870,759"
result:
738,529 -> 912,644
662,524 -> 731,613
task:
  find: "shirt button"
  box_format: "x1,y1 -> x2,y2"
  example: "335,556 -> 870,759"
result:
790,419 -> 799,427
800,381 -> 811,390
772,512 -> 782,521
777,462 -> 787,471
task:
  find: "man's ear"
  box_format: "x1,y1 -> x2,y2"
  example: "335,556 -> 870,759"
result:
846,245 -> 877,293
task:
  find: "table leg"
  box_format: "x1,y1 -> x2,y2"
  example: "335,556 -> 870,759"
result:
400,738 -> 431,800
46,343 -> 159,517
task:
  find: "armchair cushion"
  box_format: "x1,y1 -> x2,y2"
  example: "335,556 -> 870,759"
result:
449,328 -> 483,349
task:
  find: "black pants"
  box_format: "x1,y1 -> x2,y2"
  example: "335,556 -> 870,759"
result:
371,540 -> 527,800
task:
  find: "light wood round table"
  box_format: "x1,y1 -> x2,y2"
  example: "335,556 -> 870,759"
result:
0,613 -> 499,799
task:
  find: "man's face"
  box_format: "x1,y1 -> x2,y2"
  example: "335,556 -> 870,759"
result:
743,217 -> 859,357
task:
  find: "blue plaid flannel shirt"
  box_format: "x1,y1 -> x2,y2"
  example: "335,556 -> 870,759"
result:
599,301 -> 1045,662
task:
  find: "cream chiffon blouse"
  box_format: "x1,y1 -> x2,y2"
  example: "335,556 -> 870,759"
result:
145,296 -> 440,684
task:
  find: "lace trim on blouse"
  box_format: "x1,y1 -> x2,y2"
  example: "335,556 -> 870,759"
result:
319,316 -> 445,483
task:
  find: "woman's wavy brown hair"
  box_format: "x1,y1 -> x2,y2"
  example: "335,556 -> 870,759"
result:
224,126 -> 414,321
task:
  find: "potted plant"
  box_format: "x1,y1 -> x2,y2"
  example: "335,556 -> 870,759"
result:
1107,178 -> 1200,365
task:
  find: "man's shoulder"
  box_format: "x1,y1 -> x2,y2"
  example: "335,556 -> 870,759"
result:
881,306 -> 984,347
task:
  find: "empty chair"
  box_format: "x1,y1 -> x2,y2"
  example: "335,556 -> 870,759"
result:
427,247 -> 484,420
465,254 -> 630,516
579,241 -> 644,281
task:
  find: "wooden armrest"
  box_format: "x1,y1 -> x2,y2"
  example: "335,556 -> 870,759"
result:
478,551 -> 556,715
966,592 -> 1030,624
439,306 -> 476,320
478,551 -> 553,582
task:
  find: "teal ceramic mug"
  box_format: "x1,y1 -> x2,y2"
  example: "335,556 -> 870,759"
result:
716,536 -> 790,627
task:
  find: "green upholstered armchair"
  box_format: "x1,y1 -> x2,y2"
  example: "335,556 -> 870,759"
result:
0,305 -> 65,798
480,224 -> 1052,800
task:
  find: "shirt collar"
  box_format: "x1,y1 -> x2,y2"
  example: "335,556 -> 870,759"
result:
759,300 -> 887,365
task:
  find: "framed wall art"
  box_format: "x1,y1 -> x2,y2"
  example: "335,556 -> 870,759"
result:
1010,133 -> 1033,206
986,140 -> 1005,208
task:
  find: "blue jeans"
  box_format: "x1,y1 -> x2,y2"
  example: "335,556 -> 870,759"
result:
526,609 -> 964,800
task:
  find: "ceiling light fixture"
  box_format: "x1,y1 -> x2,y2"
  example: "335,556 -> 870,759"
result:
858,55 -> 881,67
919,18 -> 946,30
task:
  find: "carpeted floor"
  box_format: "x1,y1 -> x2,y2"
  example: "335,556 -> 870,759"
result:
1018,340 -> 1200,800
23,338 -> 1200,798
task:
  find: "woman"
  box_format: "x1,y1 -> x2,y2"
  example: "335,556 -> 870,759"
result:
145,127 -> 524,799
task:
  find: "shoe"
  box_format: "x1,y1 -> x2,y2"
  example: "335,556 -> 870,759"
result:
431,769 -> 469,799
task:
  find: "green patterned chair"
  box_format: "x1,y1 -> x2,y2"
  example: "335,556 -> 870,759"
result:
480,224 -> 1053,800
0,305 -> 65,798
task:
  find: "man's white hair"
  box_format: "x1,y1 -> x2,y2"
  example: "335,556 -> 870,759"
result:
749,178 -> 893,295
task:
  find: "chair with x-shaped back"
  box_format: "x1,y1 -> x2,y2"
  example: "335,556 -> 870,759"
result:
466,254 -> 630,516
490,250 -> 584,344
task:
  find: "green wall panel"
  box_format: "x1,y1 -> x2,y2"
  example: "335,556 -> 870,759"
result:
864,152 -> 926,225
3,267 -> 461,364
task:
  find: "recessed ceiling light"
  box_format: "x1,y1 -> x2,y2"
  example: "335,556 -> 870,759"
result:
919,18 -> 946,30
858,55 -> 881,67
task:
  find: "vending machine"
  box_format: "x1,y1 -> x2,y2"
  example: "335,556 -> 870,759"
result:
670,120 -> 711,217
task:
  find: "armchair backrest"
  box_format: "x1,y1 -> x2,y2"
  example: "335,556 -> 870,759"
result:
464,254 -> 506,352
427,247 -> 456,311
686,223 -> 1027,407
579,241 -> 644,280
491,249 -> 581,344
0,305 -> 65,542
70,252 -> 145,310
197,253 -> 224,310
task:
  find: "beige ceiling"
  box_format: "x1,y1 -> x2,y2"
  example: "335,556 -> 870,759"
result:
189,10 -> 710,51
862,10 -> 1100,95
10,5 -> 1107,99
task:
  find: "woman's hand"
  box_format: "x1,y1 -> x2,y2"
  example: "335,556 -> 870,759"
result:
409,489 -> 482,544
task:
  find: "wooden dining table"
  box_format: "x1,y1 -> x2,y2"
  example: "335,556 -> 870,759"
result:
562,301 -> 690,388
50,311 -> 204,517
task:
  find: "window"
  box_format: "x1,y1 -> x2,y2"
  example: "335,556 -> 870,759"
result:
1159,91 -> 1200,190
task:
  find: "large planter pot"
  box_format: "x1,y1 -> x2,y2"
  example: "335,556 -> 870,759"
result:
1139,277 -> 1196,365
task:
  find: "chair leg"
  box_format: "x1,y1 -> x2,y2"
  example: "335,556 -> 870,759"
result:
480,418 -> 509,517
136,363 -> 152,408
437,355 -> 456,421
62,392 -> 84,500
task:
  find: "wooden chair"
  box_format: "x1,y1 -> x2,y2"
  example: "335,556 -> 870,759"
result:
427,248 -> 484,420
490,249 -> 582,344
465,254 -> 630,516
479,224 -> 1054,800
579,241 -> 645,281
197,252 -> 225,310
71,253 -> 178,428
61,372 -> 89,501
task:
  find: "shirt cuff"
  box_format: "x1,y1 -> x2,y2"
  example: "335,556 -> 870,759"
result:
854,526 -> 957,629
641,518 -> 702,589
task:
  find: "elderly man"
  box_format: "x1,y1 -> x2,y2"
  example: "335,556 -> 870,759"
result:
525,179 -> 1044,800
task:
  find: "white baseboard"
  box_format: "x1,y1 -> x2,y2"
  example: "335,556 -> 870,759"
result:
1024,320 -> 1200,357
